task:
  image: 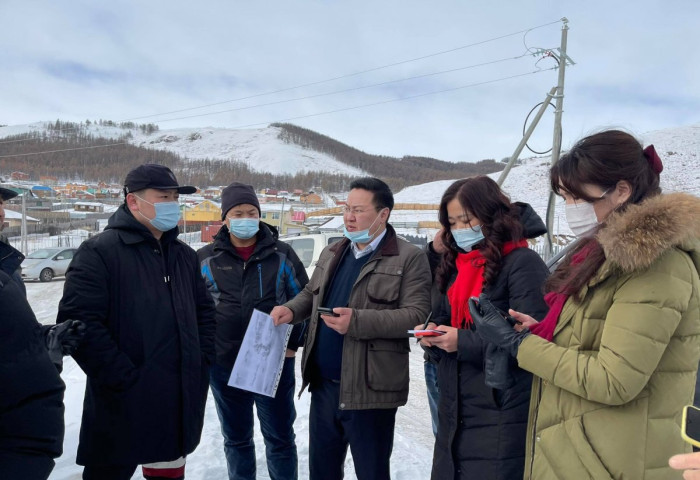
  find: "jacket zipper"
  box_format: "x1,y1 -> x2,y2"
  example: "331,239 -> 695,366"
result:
156,240 -> 170,284
527,379 -> 542,479
257,263 -> 263,297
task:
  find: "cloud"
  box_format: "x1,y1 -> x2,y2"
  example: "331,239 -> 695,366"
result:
1,0 -> 698,163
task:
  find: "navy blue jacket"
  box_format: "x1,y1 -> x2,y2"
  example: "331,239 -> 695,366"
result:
197,223 -> 309,370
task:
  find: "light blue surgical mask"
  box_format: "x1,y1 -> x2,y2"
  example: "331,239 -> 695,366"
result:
452,225 -> 484,252
343,210 -> 383,244
136,196 -> 181,232
228,218 -> 259,240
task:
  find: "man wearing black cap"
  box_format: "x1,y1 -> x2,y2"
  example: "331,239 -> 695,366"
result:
197,182 -> 308,480
57,164 -> 216,480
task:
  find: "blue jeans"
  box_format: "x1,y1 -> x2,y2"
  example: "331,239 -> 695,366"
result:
424,361 -> 440,437
209,358 -> 298,480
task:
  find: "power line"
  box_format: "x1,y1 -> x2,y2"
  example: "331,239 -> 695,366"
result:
126,19 -> 562,121
0,50 -> 542,145
0,67 -> 556,159
140,53 -> 540,125
0,18 -> 563,140
0,142 -> 129,158
228,68 -> 556,129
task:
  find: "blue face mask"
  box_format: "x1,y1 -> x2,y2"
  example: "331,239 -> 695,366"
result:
452,225 -> 484,252
343,210 -> 383,244
228,218 -> 259,240
136,197 -> 181,232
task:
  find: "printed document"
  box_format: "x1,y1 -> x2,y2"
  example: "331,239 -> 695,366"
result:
229,309 -> 293,397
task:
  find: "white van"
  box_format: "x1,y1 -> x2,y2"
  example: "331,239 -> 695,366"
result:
279,232 -> 345,277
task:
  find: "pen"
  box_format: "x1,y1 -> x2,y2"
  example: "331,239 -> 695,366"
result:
417,312 -> 433,343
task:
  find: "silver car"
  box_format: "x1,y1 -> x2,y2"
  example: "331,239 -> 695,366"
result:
21,247 -> 77,282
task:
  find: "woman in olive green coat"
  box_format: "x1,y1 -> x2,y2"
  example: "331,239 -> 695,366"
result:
471,129 -> 700,480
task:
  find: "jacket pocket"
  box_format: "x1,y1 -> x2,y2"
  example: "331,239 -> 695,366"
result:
366,339 -> 409,391
366,265 -> 402,305
539,415 -> 614,480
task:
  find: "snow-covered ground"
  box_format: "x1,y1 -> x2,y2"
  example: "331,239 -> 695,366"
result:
26,280 -> 434,480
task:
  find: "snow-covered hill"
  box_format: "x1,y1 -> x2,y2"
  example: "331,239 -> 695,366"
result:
395,123 -> 700,237
0,123 -> 367,176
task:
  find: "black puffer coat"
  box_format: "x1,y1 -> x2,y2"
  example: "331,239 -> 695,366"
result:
197,223 -> 308,370
57,204 -> 216,466
431,203 -> 550,480
0,270 -> 64,480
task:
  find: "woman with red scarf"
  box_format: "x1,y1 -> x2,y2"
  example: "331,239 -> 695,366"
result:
420,176 -> 549,480
470,130 -> 700,479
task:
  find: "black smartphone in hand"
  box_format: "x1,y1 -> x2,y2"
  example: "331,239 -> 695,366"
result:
682,405 -> 700,448
317,306 -> 340,317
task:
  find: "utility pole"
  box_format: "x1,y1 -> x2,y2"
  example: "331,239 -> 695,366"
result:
279,196 -> 285,233
497,86 -> 557,187
545,17 -> 573,258
21,189 -> 28,254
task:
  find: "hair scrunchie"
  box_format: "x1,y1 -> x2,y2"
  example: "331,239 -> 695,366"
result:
643,144 -> 663,174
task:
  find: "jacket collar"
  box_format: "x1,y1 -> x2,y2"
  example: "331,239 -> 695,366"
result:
329,223 -> 400,257
597,192 -> 700,275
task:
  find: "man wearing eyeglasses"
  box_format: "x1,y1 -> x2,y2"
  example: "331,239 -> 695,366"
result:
271,177 -> 431,480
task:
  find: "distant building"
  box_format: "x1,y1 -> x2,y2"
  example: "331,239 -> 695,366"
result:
182,200 -> 222,226
10,171 -> 30,181
75,202 -> 105,213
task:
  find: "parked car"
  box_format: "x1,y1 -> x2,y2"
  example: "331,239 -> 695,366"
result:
21,247 -> 77,282
279,232 -> 345,277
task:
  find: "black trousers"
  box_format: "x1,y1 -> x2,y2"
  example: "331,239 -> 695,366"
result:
83,464 -> 138,480
309,379 -> 397,480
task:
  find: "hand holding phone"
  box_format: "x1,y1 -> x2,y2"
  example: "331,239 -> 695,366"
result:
317,306 -> 340,317
407,329 -> 446,337
682,405 -> 700,448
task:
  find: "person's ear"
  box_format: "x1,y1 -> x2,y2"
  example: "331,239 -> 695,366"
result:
126,193 -> 140,211
614,180 -> 632,205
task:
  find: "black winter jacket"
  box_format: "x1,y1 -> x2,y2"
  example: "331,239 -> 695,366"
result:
431,202 -> 550,480
57,204 -> 216,466
0,270 -> 64,480
197,223 -> 308,370
0,240 -> 25,296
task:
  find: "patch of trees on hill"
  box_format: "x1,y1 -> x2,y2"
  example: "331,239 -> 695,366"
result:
272,123 -> 504,190
0,120 -> 503,192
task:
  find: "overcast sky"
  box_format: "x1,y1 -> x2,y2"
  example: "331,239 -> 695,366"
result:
1,0 -> 699,163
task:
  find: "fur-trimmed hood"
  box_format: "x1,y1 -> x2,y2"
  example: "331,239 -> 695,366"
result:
598,192 -> 700,273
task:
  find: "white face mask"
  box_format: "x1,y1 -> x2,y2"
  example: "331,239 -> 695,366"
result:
565,202 -> 599,236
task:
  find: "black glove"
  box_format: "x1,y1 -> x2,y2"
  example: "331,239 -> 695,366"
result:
46,320 -> 87,368
468,293 -> 529,358
483,343 -> 515,389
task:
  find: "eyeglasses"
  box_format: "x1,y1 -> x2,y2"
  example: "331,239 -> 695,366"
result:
343,206 -> 376,216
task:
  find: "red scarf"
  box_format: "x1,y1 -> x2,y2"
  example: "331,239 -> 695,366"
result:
530,243 -> 594,341
447,239 -> 528,329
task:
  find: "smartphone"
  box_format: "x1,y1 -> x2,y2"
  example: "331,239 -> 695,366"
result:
682,405 -> 700,448
317,306 -> 340,317
407,329 -> 446,337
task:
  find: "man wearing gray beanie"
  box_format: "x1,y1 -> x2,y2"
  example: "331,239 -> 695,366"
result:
197,182 -> 308,480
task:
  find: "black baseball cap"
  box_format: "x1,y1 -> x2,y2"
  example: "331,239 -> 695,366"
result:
123,164 -> 196,194
0,187 -> 19,201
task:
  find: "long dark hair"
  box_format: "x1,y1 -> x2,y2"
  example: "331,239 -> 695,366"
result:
546,129 -> 662,298
435,176 -> 524,292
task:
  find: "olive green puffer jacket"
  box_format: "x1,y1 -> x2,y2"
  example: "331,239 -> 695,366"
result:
518,193 -> 700,480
